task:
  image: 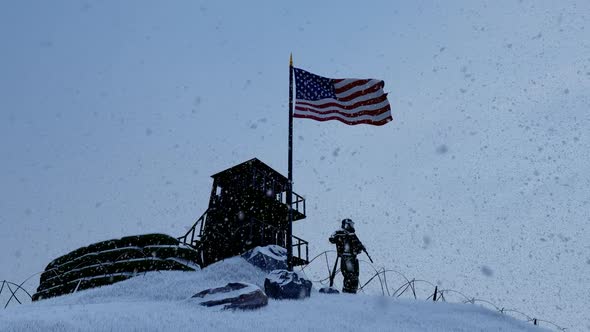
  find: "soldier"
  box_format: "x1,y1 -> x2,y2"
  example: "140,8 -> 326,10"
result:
329,218 -> 366,294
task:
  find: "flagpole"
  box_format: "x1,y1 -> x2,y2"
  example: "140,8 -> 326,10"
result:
286,53 -> 294,271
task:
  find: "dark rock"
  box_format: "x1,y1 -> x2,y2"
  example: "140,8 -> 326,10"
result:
192,282 -> 268,310
319,287 -> 340,294
241,245 -> 287,273
264,270 -> 312,300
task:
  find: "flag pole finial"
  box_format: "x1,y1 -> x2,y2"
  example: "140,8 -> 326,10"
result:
290,53 -> 293,67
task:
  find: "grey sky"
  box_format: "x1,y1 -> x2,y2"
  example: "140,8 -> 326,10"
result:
1,0 -> 590,328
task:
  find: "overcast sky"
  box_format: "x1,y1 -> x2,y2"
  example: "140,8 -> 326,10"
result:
1,0 -> 589,328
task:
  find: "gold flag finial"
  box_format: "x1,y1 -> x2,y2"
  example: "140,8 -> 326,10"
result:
289,53 -> 293,67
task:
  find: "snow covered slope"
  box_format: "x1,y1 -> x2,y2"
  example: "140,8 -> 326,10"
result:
0,257 -> 545,332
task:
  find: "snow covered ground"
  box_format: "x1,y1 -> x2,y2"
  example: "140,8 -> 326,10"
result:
0,257 -> 545,332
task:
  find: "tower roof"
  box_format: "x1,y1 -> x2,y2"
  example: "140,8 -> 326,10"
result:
211,158 -> 288,186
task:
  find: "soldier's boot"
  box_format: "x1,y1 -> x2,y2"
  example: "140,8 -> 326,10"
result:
342,274 -> 359,293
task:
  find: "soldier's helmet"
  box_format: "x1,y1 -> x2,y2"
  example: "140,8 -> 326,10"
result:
341,218 -> 355,232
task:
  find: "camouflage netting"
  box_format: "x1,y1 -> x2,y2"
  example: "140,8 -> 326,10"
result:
33,233 -> 200,301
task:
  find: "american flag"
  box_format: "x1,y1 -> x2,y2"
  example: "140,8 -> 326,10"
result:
293,68 -> 392,126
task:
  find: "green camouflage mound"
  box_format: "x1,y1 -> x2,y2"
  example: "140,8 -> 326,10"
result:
33,233 -> 200,301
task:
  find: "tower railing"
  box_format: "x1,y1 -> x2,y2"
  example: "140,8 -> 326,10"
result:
177,209 -> 208,248
292,234 -> 309,265
276,190 -> 306,217
240,217 -> 309,265
291,191 -> 306,217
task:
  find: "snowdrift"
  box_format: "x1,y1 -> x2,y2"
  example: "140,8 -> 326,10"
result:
0,256 -> 545,332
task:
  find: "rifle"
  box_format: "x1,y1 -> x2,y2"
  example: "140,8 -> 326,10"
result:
363,247 -> 374,264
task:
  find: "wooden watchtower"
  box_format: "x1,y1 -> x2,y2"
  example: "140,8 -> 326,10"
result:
179,158 -> 308,267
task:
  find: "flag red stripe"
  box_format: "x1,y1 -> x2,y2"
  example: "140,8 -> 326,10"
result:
296,94 -> 388,110
337,81 -> 385,102
294,104 -> 391,118
298,89 -> 386,107
293,113 -> 392,126
333,79 -> 371,94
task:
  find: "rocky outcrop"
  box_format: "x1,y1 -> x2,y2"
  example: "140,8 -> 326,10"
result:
319,286 -> 340,294
264,270 -> 312,300
192,282 -> 268,310
241,245 -> 288,272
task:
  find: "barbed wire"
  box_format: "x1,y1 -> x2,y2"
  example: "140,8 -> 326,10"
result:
296,250 -> 568,331
1,249 -> 570,331
0,280 -> 33,309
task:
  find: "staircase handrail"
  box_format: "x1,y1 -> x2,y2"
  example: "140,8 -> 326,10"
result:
177,209 -> 209,245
